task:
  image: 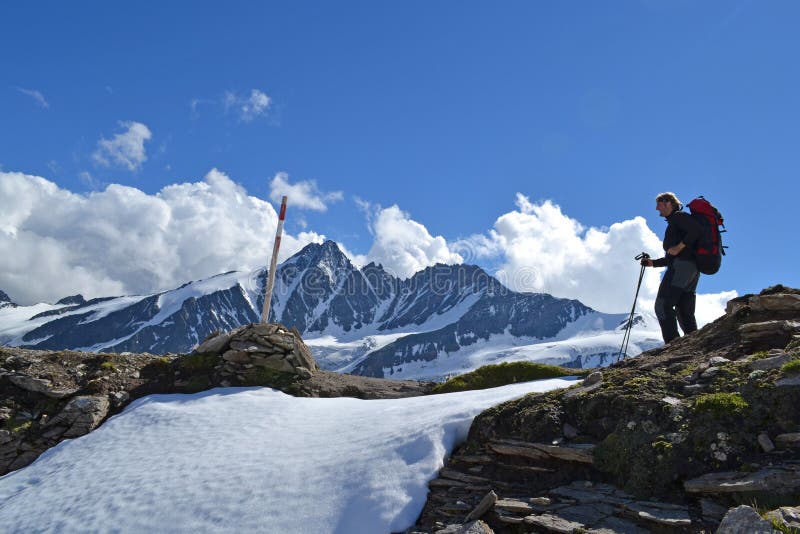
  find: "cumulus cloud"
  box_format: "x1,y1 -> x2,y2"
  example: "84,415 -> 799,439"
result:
362,205 -> 463,279
17,87 -> 49,108
92,121 -> 152,171
458,194 -> 735,319
0,170 -> 324,305
224,89 -> 271,122
269,173 -> 344,212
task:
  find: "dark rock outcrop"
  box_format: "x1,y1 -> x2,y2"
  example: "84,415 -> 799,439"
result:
0,323 -> 433,476
412,286 -> 800,533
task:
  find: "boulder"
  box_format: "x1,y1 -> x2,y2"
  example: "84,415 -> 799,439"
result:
749,353 -> 792,371
584,371 -> 603,386
764,506 -> 800,530
715,505 -> 774,534
43,395 -> 110,439
758,432 -> 776,453
195,332 -> 231,354
8,375 -> 78,398
775,432 -> 800,448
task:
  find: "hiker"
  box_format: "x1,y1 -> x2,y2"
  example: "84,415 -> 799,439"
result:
641,192 -> 703,344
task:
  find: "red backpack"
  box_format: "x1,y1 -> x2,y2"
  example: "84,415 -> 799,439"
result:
687,196 -> 726,275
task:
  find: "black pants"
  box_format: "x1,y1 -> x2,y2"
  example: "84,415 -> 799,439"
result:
654,258 -> 699,343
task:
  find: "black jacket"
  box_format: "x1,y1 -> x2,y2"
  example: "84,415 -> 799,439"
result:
652,211 -> 702,267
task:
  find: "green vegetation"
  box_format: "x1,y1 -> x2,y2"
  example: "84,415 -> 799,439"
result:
651,440 -> 673,453
100,361 -> 118,372
622,376 -> 652,389
432,361 -> 588,394
6,418 -> 33,434
595,430 -> 678,498
180,375 -> 211,393
768,517 -> 799,534
176,352 -> 219,374
780,359 -> 800,375
242,367 -> 298,390
694,393 -> 749,416
749,350 -> 772,361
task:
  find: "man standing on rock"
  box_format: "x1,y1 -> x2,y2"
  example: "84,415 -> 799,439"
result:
641,192 -> 703,344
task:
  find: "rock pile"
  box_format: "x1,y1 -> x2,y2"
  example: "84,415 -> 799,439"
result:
192,323 -> 318,386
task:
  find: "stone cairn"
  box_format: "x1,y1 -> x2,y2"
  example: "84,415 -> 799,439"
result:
194,323 -> 318,386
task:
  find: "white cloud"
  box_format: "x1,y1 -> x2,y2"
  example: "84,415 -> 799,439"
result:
224,89 -> 271,122
445,194 -> 736,318
17,87 -> 49,109
695,291 -> 738,327
363,205 -> 463,279
0,170 -> 323,305
268,173 -> 343,212
92,121 -> 152,171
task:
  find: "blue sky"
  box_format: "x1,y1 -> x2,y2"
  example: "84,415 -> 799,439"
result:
1,1 -> 798,311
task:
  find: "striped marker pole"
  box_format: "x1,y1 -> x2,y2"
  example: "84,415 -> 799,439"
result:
261,196 -> 287,323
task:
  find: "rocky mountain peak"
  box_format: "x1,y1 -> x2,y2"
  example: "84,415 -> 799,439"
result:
56,294 -> 86,306
0,289 -> 16,309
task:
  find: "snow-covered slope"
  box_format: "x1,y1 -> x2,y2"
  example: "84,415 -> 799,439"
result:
0,380 -> 578,533
0,240 -> 661,377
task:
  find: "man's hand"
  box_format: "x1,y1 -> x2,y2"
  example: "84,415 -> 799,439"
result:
667,242 -> 686,256
641,258 -> 654,267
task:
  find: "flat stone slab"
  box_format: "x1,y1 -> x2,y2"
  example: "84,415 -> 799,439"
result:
494,498 -> 534,514
739,320 -> 800,339
685,464 -> 800,494
489,439 -> 595,464
524,513 -> 585,533
750,293 -> 800,312
776,433 -> 800,448
749,353 -> 793,371
623,502 -> 691,527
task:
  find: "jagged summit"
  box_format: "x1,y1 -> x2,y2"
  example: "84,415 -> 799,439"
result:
56,294 -> 86,306
0,290 -> 15,309
0,240 -> 652,376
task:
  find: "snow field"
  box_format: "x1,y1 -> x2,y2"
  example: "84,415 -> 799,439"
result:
0,379 -> 578,533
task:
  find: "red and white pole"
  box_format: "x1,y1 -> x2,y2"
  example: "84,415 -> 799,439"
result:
261,196 -> 287,323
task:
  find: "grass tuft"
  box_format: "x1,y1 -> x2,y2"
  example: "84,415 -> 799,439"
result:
694,392 -> 749,416
781,359 -> 800,376
432,361 -> 587,394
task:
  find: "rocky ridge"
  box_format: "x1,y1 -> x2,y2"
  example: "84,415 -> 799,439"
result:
0,322 -> 432,476
412,286 -> 800,533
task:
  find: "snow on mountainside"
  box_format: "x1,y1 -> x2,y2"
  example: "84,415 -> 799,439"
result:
0,241 -> 661,378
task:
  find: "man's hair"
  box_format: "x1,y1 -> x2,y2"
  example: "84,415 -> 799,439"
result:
656,192 -> 682,210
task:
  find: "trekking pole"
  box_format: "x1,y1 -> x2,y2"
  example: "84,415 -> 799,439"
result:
616,252 -> 649,362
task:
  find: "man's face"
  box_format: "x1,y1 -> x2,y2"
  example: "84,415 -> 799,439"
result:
656,200 -> 673,217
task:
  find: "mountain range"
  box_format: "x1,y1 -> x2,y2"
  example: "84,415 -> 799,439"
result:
0,241 -> 661,380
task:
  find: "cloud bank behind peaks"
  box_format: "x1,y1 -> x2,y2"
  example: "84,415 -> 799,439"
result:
484,194 -> 664,313
0,170 -> 323,305
364,205 -> 463,279
92,121 -> 152,171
